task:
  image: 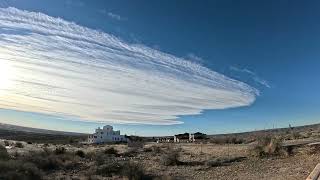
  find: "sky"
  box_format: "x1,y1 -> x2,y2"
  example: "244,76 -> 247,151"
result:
0,0 -> 319,136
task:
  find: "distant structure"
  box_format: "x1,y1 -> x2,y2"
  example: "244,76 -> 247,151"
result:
87,125 -> 127,144
172,132 -> 206,143
173,135 -> 179,143
189,133 -> 195,142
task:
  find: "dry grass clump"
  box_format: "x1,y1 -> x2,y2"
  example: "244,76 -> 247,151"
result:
249,136 -> 284,157
161,147 -> 181,166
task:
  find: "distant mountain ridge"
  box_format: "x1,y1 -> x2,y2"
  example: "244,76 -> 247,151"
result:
0,123 -> 87,136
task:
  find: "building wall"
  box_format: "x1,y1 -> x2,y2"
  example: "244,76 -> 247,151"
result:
88,125 -> 127,144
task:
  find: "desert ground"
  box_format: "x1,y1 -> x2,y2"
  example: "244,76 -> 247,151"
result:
1,123 -> 320,179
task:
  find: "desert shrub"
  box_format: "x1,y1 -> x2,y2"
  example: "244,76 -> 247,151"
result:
230,137 -> 244,144
95,160 -> 151,179
206,156 -> 245,167
0,144 -> 9,160
96,161 -> 124,177
85,151 -> 97,160
152,146 -> 162,154
144,147 -> 153,152
24,151 -> 79,171
292,132 -> 302,139
210,136 -> 245,144
0,160 -> 43,180
161,147 -> 181,166
27,141 -> 33,144
4,140 -> 10,146
249,136 -> 284,157
15,142 -> 24,148
13,151 -> 19,158
104,147 -> 118,155
92,150 -> 115,166
121,162 -> 152,180
127,141 -> 144,149
75,150 -> 86,158
54,146 -> 66,155
144,145 -> 162,154
26,154 -> 63,170
122,148 -> 138,157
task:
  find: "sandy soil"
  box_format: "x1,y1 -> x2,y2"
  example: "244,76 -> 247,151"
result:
1,140 -> 318,180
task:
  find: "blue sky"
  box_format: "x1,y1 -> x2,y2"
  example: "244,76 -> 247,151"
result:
0,0 -> 319,136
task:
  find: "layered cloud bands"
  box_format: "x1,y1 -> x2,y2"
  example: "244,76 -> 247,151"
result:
0,7 -> 258,125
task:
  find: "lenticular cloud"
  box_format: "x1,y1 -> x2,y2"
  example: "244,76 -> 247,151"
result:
0,7 -> 258,125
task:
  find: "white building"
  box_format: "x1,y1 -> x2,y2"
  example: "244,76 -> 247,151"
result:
88,125 -> 127,144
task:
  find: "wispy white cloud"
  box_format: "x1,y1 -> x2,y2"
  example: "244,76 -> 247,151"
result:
230,66 -> 271,88
0,7 -> 258,125
186,53 -> 204,64
107,12 -> 125,21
